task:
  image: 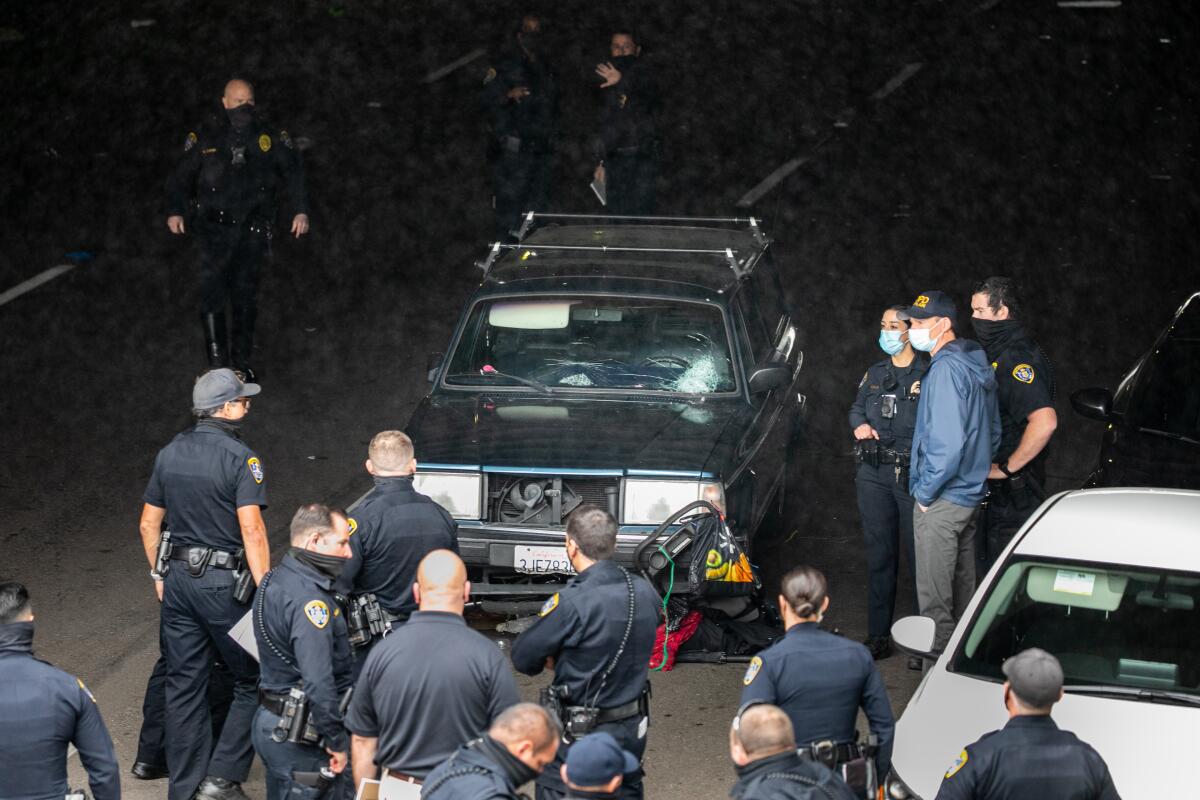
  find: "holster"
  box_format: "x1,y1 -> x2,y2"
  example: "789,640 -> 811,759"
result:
856,439 -> 880,468
154,531 -> 172,576
346,594 -> 391,649
232,568 -> 255,604
186,548 -> 212,578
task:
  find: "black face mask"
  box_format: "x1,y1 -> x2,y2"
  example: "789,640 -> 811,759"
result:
227,104 -> 256,131
610,54 -> 637,71
476,735 -> 539,788
291,547 -> 349,581
971,317 -> 1023,356
519,32 -> 541,55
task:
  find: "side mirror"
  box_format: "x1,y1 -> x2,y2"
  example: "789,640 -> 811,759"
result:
427,352 -> 444,383
1070,387 -> 1113,422
747,362 -> 790,394
891,615 -> 940,660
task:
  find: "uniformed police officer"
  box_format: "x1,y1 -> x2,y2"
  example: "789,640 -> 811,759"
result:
740,566 -> 894,796
510,506 -> 661,800
561,733 -> 640,799
422,703 -> 560,800
969,277 -> 1057,572
935,648 -> 1120,800
252,504 -> 355,800
166,78 -> 310,379
729,703 -> 858,800
139,367 -> 270,800
849,304 -> 928,665
336,430 -> 458,669
0,582 -> 120,800
592,29 -> 659,216
481,14 -> 559,241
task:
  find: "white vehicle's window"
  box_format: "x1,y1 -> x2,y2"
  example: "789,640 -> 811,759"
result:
445,296 -> 736,393
954,559 -> 1200,695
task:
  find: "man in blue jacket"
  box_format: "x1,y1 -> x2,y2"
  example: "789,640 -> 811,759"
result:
903,291 -> 1000,653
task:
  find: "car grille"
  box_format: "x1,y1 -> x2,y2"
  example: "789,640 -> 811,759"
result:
487,474 -> 620,525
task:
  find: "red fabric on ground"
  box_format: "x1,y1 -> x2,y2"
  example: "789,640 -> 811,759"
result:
648,610 -> 704,671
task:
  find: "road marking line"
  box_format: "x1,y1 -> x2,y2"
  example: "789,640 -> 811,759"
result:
422,47 -> 486,84
0,264 -> 75,308
871,63 -> 923,101
1057,0 -> 1121,6
737,157 -> 809,208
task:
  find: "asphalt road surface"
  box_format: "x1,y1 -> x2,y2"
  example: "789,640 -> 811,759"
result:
1,1 -> 1196,797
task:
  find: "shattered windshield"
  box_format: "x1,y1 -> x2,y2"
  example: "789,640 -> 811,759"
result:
445,296 -> 737,393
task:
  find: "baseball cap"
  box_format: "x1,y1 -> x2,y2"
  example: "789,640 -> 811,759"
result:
193,368 -> 261,409
1002,647 -> 1064,708
564,732 -> 639,788
901,290 -> 958,321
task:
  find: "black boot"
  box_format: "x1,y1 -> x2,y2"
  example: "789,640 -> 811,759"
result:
230,305 -> 257,380
201,312 -> 228,368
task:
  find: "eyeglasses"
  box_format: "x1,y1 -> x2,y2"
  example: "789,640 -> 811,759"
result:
229,398 -> 251,409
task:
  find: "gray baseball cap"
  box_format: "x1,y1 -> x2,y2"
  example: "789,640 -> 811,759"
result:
1002,647 -> 1064,708
193,368 -> 261,409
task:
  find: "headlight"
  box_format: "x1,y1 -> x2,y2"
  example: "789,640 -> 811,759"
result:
886,769 -> 924,800
413,472 -> 482,519
622,479 -> 724,525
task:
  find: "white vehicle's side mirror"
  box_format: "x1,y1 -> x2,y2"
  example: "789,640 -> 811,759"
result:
891,616 -> 939,659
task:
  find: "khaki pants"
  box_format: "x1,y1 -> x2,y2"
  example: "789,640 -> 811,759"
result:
913,498 -> 978,651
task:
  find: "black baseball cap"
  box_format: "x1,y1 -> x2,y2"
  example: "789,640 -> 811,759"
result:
901,290 -> 958,321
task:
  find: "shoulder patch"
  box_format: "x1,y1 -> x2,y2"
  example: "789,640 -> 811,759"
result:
347,517 -> 358,536
483,66 -> 497,84
184,131 -> 198,152
258,133 -> 272,153
539,593 -> 559,617
304,600 -> 330,628
247,457 -> 264,484
945,749 -> 969,779
743,655 -> 763,685
991,361 -> 998,370
280,130 -> 293,149
77,677 -> 96,703
1012,363 -> 1035,384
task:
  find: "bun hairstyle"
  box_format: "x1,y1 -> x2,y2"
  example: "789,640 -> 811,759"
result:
780,565 -> 827,619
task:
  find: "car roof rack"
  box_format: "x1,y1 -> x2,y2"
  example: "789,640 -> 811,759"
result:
475,241 -> 752,281
513,211 -> 768,247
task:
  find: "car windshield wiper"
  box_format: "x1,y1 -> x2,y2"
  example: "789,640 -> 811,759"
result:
1063,684 -> 1200,707
447,366 -> 552,395
1134,427 -> 1200,445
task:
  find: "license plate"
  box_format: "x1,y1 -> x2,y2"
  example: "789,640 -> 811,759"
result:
513,545 -> 576,575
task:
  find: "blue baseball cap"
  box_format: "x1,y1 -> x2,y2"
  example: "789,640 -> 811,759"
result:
564,732 -> 640,787
901,290 -> 958,321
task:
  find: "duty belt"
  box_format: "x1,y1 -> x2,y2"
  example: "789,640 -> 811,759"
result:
799,741 -> 861,765
593,697 -> 642,723
877,450 -> 910,466
167,545 -> 243,570
258,688 -> 290,716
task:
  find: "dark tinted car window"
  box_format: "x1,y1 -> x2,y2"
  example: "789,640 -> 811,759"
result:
734,286 -> 771,362
1128,334 -> 1200,441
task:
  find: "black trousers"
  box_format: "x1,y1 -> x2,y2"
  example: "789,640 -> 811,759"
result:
855,462 -> 917,640
978,476 -> 1043,574
606,151 -> 657,217
196,219 -> 268,366
135,644 -> 235,767
252,707 -> 349,800
535,714 -> 646,800
491,148 -> 552,241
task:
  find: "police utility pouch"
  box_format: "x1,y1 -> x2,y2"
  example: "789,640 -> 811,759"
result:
154,531 -> 172,576
187,548 -> 212,578
232,569 -> 255,604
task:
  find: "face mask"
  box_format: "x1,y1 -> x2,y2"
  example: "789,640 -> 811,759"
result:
909,324 -> 941,352
227,104 -> 255,131
878,330 -> 906,356
291,546 -> 348,581
519,32 -> 541,53
610,55 -> 637,71
971,317 -> 1020,354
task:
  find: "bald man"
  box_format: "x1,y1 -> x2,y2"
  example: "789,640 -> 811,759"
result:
424,703 -> 560,799
730,704 -> 858,800
345,550 -> 520,788
165,78 -> 310,380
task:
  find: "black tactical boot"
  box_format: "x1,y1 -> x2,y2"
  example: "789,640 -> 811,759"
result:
201,312 -> 228,368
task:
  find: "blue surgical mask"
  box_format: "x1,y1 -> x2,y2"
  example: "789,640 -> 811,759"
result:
878,330 -> 905,356
909,325 -> 939,352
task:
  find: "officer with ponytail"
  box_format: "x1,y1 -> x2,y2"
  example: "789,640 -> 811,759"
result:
739,566 -> 894,798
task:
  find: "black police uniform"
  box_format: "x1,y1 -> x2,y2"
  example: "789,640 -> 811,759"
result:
481,45 -> 558,241
848,353 -> 928,643
336,475 -> 458,667
252,552 -> 355,800
134,646 -> 234,775
423,736 -> 536,800
510,560 -> 660,800
344,610 -> 520,780
739,622 -> 895,783
0,622 -> 120,800
165,105 -> 309,372
934,715 -> 1120,800
594,56 -> 659,216
144,417 -> 266,800
977,326 -> 1055,570
731,751 -> 860,800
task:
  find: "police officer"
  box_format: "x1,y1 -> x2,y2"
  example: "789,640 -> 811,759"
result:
561,733 -> 640,799
511,506 -> 661,800
481,14 -> 559,241
935,649 -> 1120,800
848,304 -> 928,665
592,28 -> 659,216
969,277 -> 1056,571
166,78 -> 310,379
422,703 -> 560,800
740,566 -> 894,797
139,367 -> 269,800
729,703 -> 858,800
252,504 -> 355,800
0,581 -> 120,800
336,430 -> 458,669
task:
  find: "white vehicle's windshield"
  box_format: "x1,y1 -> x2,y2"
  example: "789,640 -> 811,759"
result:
952,559 -> 1200,696
444,296 -> 737,394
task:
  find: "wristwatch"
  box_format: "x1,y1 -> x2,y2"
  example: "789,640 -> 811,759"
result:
999,461 -> 1019,478
150,570 -> 164,582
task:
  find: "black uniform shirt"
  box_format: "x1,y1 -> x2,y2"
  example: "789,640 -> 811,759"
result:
848,353 -> 930,450
739,622 -> 895,777
254,553 -> 354,752
480,49 -> 558,147
337,476 -> 459,617
594,57 -> 659,158
511,559 -> 660,708
143,419 -> 267,550
422,736 -> 527,800
730,751 -> 860,800
934,715 -> 1120,800
165,107 -> 309,221
344,611 -> 519,778
0,622 -> 120,800
987,331 -> 1055,474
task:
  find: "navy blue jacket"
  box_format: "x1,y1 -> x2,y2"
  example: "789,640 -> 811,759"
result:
935,715 -> 1120,800
254,554 -> 354,752
511,560 -> 660,708
739,622 -> 894,777
337,476 -> 458,617
909,339 -> 1001,508
848,354 -> 929,450
0,623 -> 120,800
730,751 -> 859,800
422,736 -> 528,800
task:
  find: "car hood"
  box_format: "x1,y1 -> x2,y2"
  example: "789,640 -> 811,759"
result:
405,393 -> 744,474
893,668 -> 1197,799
